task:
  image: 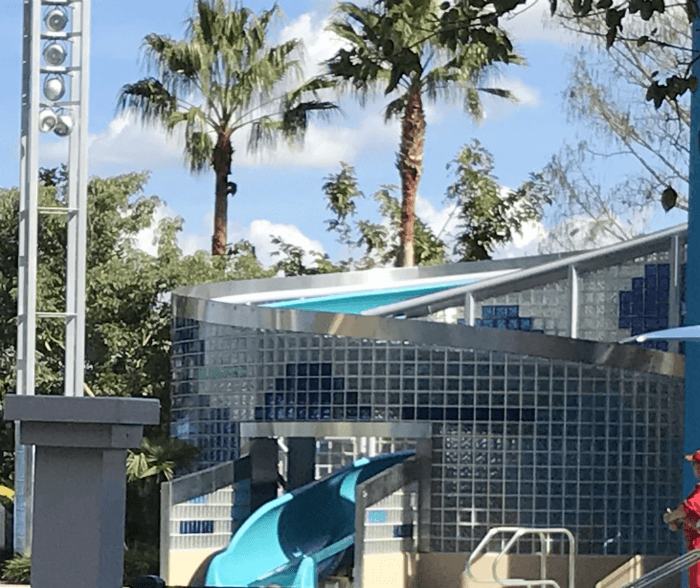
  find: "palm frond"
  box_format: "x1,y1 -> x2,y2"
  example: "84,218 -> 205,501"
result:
115,78 -> 177,126
185,130 -> 215,174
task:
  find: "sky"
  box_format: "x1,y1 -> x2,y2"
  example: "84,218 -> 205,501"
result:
0,0 -> 688,267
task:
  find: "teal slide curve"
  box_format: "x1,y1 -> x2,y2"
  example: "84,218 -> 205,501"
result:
204,450 -> 415,588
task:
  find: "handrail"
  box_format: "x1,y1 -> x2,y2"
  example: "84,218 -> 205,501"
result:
619,549 -> 700,588
465,527 -> 576,588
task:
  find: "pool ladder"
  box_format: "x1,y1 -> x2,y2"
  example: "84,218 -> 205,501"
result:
464,527 -> 576,588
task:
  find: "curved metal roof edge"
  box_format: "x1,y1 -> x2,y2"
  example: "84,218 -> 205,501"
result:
173,295 -> 684,379
362,223 -> 689,317
173,251 -> 578,301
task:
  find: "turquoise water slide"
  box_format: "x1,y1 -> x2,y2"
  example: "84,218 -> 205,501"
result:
204,450 -> 415,588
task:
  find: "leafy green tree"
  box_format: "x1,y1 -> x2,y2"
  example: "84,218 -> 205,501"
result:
325,0 -> 521,266
117,0 -> 337,256
445,141 -> 549,260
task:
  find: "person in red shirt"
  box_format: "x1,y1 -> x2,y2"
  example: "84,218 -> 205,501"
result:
664,449 -> 700,588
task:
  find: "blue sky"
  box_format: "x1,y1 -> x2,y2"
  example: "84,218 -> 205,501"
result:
0,0 -> 687,266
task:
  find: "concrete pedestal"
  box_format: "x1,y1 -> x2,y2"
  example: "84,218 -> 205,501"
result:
4,395 -> 160,588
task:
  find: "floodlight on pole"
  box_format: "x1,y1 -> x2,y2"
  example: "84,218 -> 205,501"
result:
42,42 -> 66,66
44,7 -> 68,32
53,110 -> 73,136
38,108 -> 57,133
43,75 -> 65,101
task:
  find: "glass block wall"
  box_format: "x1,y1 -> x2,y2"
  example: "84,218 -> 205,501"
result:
171,319 -> 685,556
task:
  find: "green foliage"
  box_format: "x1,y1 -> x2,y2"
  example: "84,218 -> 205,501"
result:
123,542 -> 159,586
445,141 -> 549,260
2,552 -> 30,583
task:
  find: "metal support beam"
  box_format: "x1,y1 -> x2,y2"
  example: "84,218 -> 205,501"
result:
464,293 -> 475,326
568,265 -> 579,339
669,235 -> 682,354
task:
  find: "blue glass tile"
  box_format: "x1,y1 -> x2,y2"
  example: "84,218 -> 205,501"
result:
619,291 -> 632,316
507,305 -> 519,317
658,317 -> 669,329
360,406 -> 371,420
321,407 -> 331,420
658,276 -> 670,298
491,408 -> 505,421
506,408 -> 520,421
619,316 -> 631,329
322,363 -> 332,376
532,329 -> 545,334
321,393 -> 331,405
321,378 -> 331,391
310,364 -> 320,377
520,318 -> 532,331
474,319 -> 483,327
346,406 -> 358,420
393,523 -> 413,538
657,303 -> 669,318
333,407 -> 344,419
254,407 -> 263,421
333,378 -> 344,390
632,277 -> 644,293
309,407 -> 320,420
460,408 -> 473,420
645,264 -> 657,283
430,408 -> 444,420
297,364 -> 308,376
631,294 -> 644,318
265,408 -> 274,420
475,408 -> 489,420
495,306 -> 508,317
507,319 -> 519,330
222,408 -> 230,421
496,318 -> 507,329
632,317 -> 644,335
296,392 -> 306,404
368,510 -> 387,523
347,392 -> 358,404
656,341 -> 669,352
275,407 -> 285,420
333,392 -> 344,404
275,378 -> 285,391
275,393 -> 284,405
286,392 -> 295,404
457,318 -> 466,326
286,378 -> 295,391
643,341 -> 655,350
402,407 -> 415,420
286,364 -> 296,377
308,392 -> 319,404
482,306 -> 495,318
296,407 -> 307,420
644,290 -> 657,316
309,378 -> 320,391
297,378 -> 307,391
644,318 -> 657,331
445,407 -> 458,420
416,407 -> 429,420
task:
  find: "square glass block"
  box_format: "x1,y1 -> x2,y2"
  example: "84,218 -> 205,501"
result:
482,306 -> 495,318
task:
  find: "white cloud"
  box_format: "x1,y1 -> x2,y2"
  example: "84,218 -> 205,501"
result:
277,13 -> 342,78
491,220 -> 547,258
176,212 -> 326,268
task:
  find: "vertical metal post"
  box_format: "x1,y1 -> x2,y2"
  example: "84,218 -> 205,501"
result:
685,15 -> 700,500
669,235 -> 681,354
568,265 -> 579,339
160,481 -> 171,585
15,0 -> 42,555
464,293 -> 475,326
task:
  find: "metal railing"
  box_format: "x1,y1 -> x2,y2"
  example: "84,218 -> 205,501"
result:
465,527 -> 576,588
618,548 -> 700,588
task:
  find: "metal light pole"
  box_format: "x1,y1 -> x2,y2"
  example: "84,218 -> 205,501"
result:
15,0 -> 90,553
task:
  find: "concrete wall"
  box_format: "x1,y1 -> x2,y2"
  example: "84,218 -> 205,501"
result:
361,553 -> 677,588
166,549 -> 219,587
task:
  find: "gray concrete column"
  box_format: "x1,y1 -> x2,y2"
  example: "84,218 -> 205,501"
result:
287,437 -> 315,490
4,395 -> 159,588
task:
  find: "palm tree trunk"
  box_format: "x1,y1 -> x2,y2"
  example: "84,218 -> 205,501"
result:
212,130 -> 233,256
397,86 -> 426,267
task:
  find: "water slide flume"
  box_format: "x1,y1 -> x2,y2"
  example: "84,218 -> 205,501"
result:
205,450 -> 415,588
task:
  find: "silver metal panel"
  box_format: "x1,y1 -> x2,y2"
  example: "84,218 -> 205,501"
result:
241,422 -> 432,439
174,295 -> 684,378
168,461 -> 235,505
174,253 -> 572,302
361,223 -> 688,317
159,482 -> 171,583
569,265 -> 579,339
415,439 -> 431,554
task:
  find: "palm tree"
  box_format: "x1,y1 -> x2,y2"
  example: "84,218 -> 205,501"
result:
326,0 -> 521,266
117,0 -> 337,255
